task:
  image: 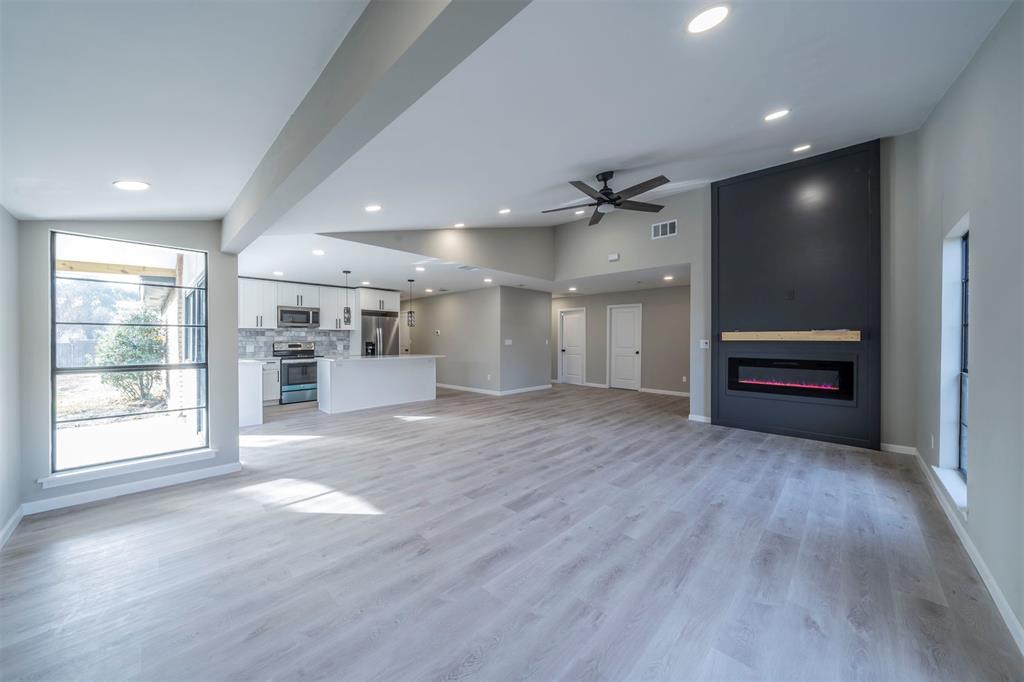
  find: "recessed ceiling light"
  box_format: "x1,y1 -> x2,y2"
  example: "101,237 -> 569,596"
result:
415,266 -> 425,272
454,223 -> 465,228
575,210 -> 586,215
364,204 -> 382,212
425,288 -> 433,293
483,278 -> 493,283
498,208 -> 511,215
361,281 -> 370,286
112,180 -> 150,191
793,144 -> 812,153
312,249 -> 325,256
663,275 -> 674,281
764,109 -> 790,122
687,5 -> 729,33
272,271 -> 284,277
568,286 -> 577,292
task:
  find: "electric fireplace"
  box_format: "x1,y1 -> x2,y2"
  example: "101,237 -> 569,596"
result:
728,357 -> 854,401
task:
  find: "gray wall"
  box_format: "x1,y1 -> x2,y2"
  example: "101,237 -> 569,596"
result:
403,287 -> 501,391
551,286 -> 690,394
499,286 -> 552,391
0,206 -> 21,528
554,187 -> 710,416
909,0 -> 1023,628
18,221 -> 240,505
880,135 -> 919,447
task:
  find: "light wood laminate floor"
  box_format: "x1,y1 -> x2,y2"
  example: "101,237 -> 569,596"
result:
2,386 -> 1022,681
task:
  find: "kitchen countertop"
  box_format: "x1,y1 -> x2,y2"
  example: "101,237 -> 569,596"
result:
317,354 -> 444,362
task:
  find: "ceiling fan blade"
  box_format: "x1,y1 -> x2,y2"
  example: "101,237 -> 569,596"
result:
570,180 -> 604,201
616,175 -> 670,200
588,209 -> 604,226
541,202 -> 599,213
617,200 -> 664,213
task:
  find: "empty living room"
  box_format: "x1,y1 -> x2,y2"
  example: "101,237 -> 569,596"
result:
1,0 -> 1022,680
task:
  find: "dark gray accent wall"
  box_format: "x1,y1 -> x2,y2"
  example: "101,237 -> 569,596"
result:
712,141 -> 881,449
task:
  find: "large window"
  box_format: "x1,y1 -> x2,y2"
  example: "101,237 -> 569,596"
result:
51,233 -> 209,471
959,232 -> 969,478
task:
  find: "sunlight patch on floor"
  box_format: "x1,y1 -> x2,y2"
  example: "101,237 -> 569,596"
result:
240,434 -> 323,448
393,415 -> 435,422
233,477 -> 383,515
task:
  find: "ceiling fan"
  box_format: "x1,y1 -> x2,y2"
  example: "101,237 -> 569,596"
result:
542,170 -> 670,226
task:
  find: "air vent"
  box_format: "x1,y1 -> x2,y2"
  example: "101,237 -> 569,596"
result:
651,219 -> 677,240
457,265 -> 479,272
438,288 -> 449,292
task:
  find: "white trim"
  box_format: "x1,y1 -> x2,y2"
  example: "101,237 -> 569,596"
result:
499,384 -> 552,395
38,449 -> 218,489
437,383 -> 551,396
688,414 -> 711,423
909,450 -> 1024,657
880,442 -> 919,456
22,462 -> 242,516
607,303 -> 642,391
1,505 -> 24,550
582,382 -> 609,389
557,307 -> 587,385
437,383 -> 501,396
640,387 -> 689,397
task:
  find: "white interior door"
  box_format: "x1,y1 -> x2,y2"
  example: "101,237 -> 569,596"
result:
560,309 -> 585,385
609,305 -> 642,390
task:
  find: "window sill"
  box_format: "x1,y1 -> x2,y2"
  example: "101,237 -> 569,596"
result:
932,465 -> 968,515
38,449 -> 218,489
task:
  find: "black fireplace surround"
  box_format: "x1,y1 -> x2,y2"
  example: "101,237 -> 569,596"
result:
711,141 -> 880,448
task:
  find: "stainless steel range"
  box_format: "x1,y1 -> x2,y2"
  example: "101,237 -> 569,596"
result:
273,341 -> 318,405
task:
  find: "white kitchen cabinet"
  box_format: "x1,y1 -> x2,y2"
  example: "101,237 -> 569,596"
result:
277,282 -> 320,308
262,361 -> 280,404
319,286 -> 359,331
238,278 -> 278,329
358,288 -> 400,313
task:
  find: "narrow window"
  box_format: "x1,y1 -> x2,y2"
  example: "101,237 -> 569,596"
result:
51,233 -> 209,471
958,232 -> 969,478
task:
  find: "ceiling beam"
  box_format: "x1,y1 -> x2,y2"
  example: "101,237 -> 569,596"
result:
221,0 -> 530,254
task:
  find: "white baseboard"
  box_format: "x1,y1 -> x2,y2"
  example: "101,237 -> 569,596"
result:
582,382 -> 609,389
21,462 -> 242,516
1,505 -> 24,550
880,442 -> 919,456
688,414 -> 710,423
640,387 -> 690,397
908,450 -> 1024,657
437,383 -> 551,397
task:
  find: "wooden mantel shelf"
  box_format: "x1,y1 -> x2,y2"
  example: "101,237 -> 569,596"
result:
720,330 -> 861,342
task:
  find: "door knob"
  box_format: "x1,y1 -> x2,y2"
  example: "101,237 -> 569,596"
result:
561,349 -> 566,352
635,350 -> 640,355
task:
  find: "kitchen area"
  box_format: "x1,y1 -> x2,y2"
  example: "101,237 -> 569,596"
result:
238,276 -> 441,426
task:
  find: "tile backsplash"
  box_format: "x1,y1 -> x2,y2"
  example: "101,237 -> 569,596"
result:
238,329 -> 352,359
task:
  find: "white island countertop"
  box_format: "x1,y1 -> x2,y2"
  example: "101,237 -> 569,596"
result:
318,354 -> 444,362
316,355 -> 443,414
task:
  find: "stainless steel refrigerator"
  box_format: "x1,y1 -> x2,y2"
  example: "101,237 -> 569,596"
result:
361,310 -> 399,356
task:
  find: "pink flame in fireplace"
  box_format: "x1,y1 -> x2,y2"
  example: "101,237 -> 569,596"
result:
738,378 -> 840,391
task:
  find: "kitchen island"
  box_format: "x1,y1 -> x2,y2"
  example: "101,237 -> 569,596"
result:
316,354 -> 444,414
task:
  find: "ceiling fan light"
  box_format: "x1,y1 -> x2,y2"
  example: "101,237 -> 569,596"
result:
597,204 -> 615,214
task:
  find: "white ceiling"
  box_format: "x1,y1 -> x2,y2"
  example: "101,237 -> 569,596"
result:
238,233 -> 689,298
1,0 -> 367,220
268,0 -> 1007,235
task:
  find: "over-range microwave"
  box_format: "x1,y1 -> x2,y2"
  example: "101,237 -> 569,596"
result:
278,306 -> 320,328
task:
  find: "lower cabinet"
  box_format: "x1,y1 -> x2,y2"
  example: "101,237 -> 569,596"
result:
262,363 -> 280,404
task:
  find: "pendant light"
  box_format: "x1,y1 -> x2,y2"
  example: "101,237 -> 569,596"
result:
342,270 -> 352,326
406,279 -> 416,328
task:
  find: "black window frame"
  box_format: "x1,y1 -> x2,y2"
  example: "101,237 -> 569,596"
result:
50,231 -> 210,473
958,232 -> 969,478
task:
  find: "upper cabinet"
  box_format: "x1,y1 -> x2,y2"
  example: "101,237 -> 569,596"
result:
359,288 -> 400,313
319,286 -> 359,331
238,278 -> 278,329
277,282 -> 320,308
